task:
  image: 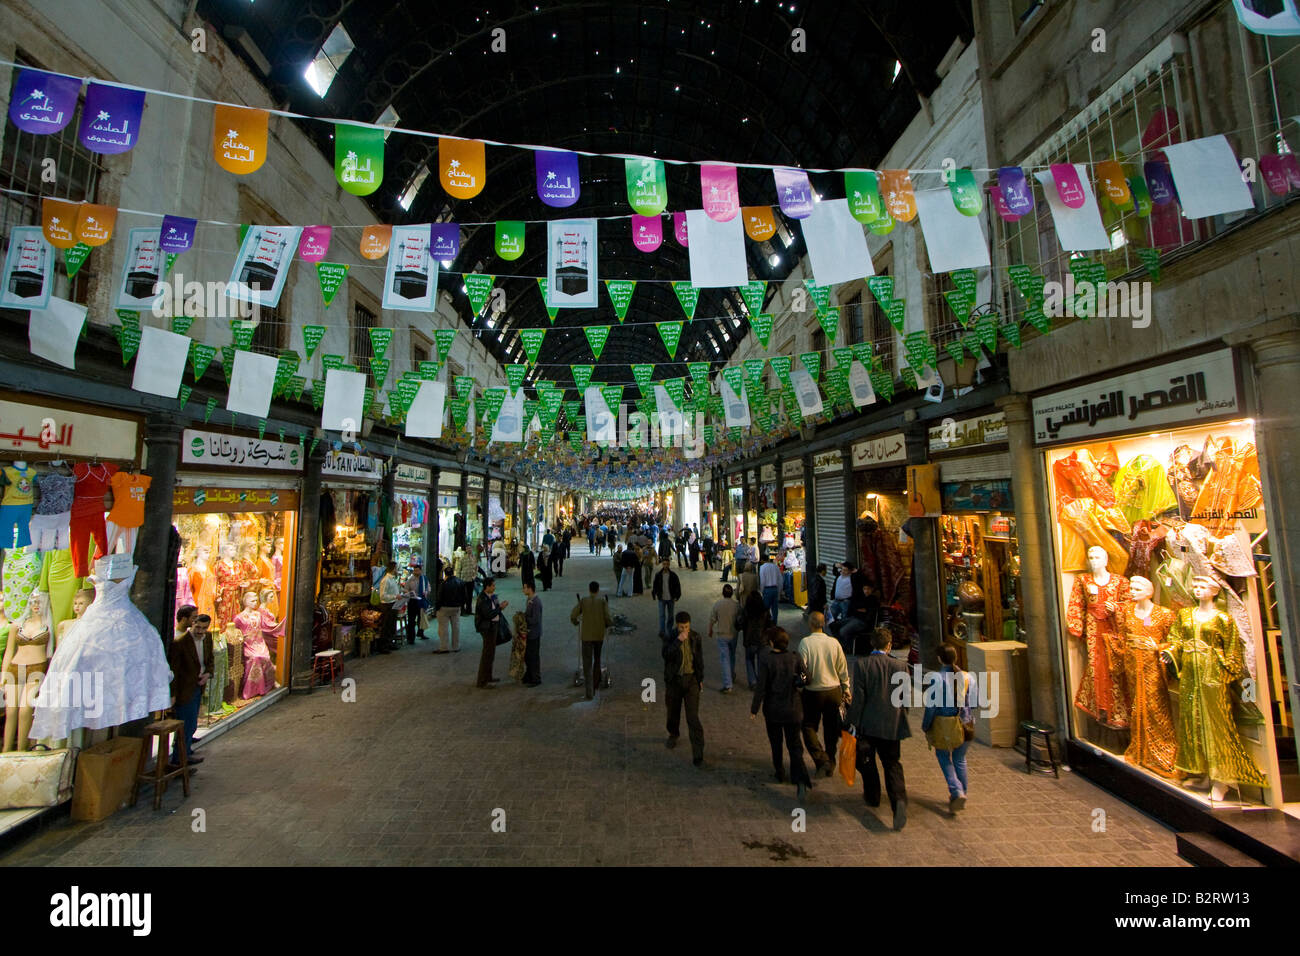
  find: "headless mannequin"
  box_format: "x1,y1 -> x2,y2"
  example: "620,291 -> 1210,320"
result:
3,591 -> 52,751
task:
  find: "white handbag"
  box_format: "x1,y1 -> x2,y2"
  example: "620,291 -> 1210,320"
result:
0,746 -> 75,809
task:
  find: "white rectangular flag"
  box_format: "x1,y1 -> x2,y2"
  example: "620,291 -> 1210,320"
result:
789,367 -> 824,416
720,378 -> 750,427
585,386 -> 617,443
1163,135 -> 1256,219
655,384 -> 685,438
131,326 -> 190,398
547,219 -> 599,308
686,209 -> 748,287
492,388 -> 524,443
226,349 -> 278,418
321,368 -> 367,432
405,380 -> 446,439
227,225 -> 301,309
800,198 -> 874,285
914,188 -> 991,273
1034,165 -> 1110,251
383,224 -> 438,311
28,297 -> 87,370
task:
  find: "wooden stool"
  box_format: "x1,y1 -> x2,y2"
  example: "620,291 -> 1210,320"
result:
1016,720 -> 1060,778
130,719 -> 192,810
313,649 -> 344,691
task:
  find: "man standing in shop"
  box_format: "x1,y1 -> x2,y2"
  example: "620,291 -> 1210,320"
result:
663,611 -> 706,767
169,605 -> 211,768
377,560 -> 402,653
759,552 -> 783,628
404,557 -> 429,644
571,581 -> 612,700
522,580 -> 543,686
652,559 -> 682,640
474,578 -> 507,688
798,611 -> 850,779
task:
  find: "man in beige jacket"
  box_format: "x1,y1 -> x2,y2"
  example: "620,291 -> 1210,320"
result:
571,580 -> 612,700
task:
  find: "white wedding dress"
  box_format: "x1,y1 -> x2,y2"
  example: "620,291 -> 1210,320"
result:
31,571 -> 173,738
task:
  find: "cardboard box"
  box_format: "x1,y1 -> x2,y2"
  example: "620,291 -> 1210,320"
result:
71,737 -> 142,822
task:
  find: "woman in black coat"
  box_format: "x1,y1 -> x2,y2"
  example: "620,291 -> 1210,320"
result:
750,626 -> 812,796
537,547 -> 553,591
520,547 -> 536,592
739,589 -> 772,690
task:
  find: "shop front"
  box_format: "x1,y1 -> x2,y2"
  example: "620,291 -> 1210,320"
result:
727,472 -> 743,546
318,450 -> 385,657
849,434 -> 915,629
757,464 -> 777,557
436,471 -> 460,561
1033,347 -> 1293,812
175,428 -> 302,736
781,458 -> 805,552
391,462 -> 431,572
811,450 -> 848,569
465,474 -> 484,550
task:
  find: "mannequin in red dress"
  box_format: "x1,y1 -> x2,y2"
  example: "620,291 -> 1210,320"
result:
1067,546 -> 1132,730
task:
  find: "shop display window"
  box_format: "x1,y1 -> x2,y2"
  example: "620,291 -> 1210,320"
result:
853,490 -> 916,628
783,484 -> 806,550
173,498 -> 296,732
940,513 -> 1021,662
392,492 -> 428,569
319,488 -> 381,655
1045,420 -> 1290,809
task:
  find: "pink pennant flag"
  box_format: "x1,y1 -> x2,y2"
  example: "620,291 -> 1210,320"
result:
1049,163 -> 1086,208
673,211 -> 689,247
986,181 -> 1023,223
632,214 -> 663,252
298,225 -> 332,262
700,164 -> 740,222
1260,154 -> 1298,196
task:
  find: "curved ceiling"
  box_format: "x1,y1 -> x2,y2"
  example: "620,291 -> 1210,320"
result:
200,0 -> 974,398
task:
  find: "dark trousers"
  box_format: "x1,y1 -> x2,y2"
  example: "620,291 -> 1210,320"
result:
553,553 -> 565,576
800,686 -> 843,768
379,603 -> 397,651
581,640 -> 604,698
172,691 -> 201,761
461,581 -> 474,615
524,635 -> 540,683
766,720 -> 811,785
664,677 -> 704,760
405,601 -> 423,642
476,627 -> 497,686
858,735 -> 907,810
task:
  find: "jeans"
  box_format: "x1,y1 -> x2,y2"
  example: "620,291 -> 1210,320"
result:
935,741 -> 970,799
617,568 -> 633,596
800,686 -> 843,768
858,735 -> 907,810
173,691 -> 201,761
766,720 -> 811,785
782,570 -> 793,602
744,645 -> 762,687
436,606 -> 460,651
580,640 -> 604,699
665,677 -> 704,760
716,636 -> 737,690
839,617 -> 869,657
657,600 -> 675,638
828,598 -> 848,623
405,601 -> 422,643
762,585 -> 779,628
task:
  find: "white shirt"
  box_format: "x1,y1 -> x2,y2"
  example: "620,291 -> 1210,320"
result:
832,575 -> 853,600
759,561 -> 782,589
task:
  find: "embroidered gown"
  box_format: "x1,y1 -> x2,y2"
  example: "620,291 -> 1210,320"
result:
1067,572 -> 1132,729
1121,604 -> 1179,778
1167,608 -> 1267,787
233,606 -> 281,699
214,558 -> 245,626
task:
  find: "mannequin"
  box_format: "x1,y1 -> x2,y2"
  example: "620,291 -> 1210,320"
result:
1066,545 -> 1131,730
256,540 -> 278,616
272,537 -> 285,612
189,545 -> 217,623
2,591 -> 53,751
1168,576 -> 1267,801
205,619 -> 231,717
56,587 -> 95,644
1120,576 -> 1178,778
223,621 -> 244,702
214,542 -> 244,626
233,591 -> 280,699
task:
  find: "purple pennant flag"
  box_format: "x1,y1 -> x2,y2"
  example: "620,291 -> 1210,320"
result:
430,223 -> 459,260
673,211 -> 689,247
631,214 -> 662,252
8,69 -> 81,135
535,149 -> 580,207
1144,159 -> 1178,205
773,167 -> 814,219
997,166 -> 1034,217
158,215 -> 197,254
78,83 -> 146,155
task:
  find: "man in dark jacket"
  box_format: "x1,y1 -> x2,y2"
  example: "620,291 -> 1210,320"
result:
434,566 -> 463,653
474,578 -> 508,689
739,588 -> 771,690
169,606 -> 212,767
845,627 -> 912,830
663,611 -> 705,766
674,529 -> 688,568
658,527 -> 673,563
652,560 -> 682,639
806,563 -> 828,616
519,546 -> 535,592
522,581 -> 542,686
750,626 -> 811,801
562,527 -> 573,559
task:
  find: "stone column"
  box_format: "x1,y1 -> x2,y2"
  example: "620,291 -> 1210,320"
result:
903,423 -> 942,671
998,392 -> 1067,732
802,452 -> 817,570
380,459 -> 396,558
130,417 -> 183,638
840,442 -> 858,567
774,455 -> 786,552
289,441 -> 326,692
428,465 -> 441,605
456,469 -> 468,550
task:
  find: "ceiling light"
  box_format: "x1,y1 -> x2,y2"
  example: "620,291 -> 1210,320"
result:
768,253 -> 781,266
442,260 -> 454,269
892,60 -> 902,82
304,23 -> 355,97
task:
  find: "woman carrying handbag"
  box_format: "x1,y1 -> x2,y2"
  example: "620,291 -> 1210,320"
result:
920,642 -> 976,814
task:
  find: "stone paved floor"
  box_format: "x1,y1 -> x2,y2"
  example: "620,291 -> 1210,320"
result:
3,551 -> 1186,866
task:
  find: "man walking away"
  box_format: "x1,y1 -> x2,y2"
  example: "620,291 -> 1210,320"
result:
522,581 -> 543,686
456,546 -> 478,616
709,584 -> 741,693
797,611 -> 850,779
675,529 -> 688,568
663,611 -> 706,766
618,545 -> 638,597
750,626 -> 811,801
845,627 -> 912,830
739,587 -> 771,690
434,566 -> 462,653
571,581 -> 612,700
759,553 -> 782,627
475,578 -> 507,688
652,560 -> 682,639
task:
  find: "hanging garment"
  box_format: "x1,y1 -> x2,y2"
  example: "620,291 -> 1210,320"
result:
190,565 -> 217,622
69,463 -> 118,577
214,558 -> 246,627
106,471 -> 151,529
1167,444 -> 1205,521
1121,603 -> 1179,778
1066,571 -> 1132,730
1164,524 -> 1258,679
34,473 -> 74,514
1124,520 -> 1168,580
206,629 -> 229,715
174,564 -> 195,617
3,546 -> 42,620
39,548 -> 80,631
1189,437 -> 1262,537
1167,608 -> 1267,788
1058,497 -> 1132,573
1111,454 -> 1179,527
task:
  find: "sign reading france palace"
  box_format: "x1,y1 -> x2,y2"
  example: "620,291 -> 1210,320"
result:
1032,348 -> 1240,444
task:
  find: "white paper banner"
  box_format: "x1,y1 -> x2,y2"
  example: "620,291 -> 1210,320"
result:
321,367 -> 367,432
914,188 -> 991,272
28,297 -> 86,369
584,386 -> 616,442
799,198 -> 874,285
492,388 -> 524,443
2,226 -> 54,310
1163,135 -> 1256,219
546,219 -> 599,308
226,349 -> 278,418
685,209 -> 748,287
113,226 -> 165,312
405,380 -> 446,438
130,326 -> 190,398
848,360 -> 877,408
654,384 -> 687,438
915,365 -> 945,404
721,378 -> 751,427
226,225 -> 301,309
789,367 -> 824,416
382,224 -> 439,311
1034,165 -> 1110,251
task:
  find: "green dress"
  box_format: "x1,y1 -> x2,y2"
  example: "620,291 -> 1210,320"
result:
205,630 -> 229,715
1168,608 -> 1267,787
1110,454 -> 1179,527
40,549 -> 81,631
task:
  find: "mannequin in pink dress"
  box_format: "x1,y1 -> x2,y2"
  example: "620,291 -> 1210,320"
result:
233,590 -> 282,698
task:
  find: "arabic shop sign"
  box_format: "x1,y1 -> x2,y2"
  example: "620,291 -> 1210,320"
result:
0,399 -> 139,461
1032,348 -> 1239,444
182,428 -> 303,471
928,413 -> 1007,452
172,485 -> 300,514
760,464 -> 776,482
813,450 -> 844,475
852,431 -> 908,469
322,450 -> 384,480
782,459 -> 803,480
394,463 -> 432,486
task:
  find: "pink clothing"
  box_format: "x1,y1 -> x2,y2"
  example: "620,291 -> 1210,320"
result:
234,607 -> 282,698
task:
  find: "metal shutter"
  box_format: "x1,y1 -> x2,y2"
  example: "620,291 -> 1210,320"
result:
813,473 -> 848,568
937,451 -> 1011,482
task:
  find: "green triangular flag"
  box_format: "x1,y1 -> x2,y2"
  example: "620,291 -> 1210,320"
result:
563,400 -> 581,422
1135,247 -> 1160,283
605,280 -> 636,321
1007,264 -> 1045,304
520,327 -> 546,365
171,315 -> 195,336
455,375 -> 475,397
64,243 -> 91,278
671,282 -> 699,320
885,299 -> 906,333
287,375 -> 307,401
190,343 -> 217,380
798,351 -> 821,381
572,365 -> 594,391
309,437 -> 320,457
369,327 -> 394,361
370,357 -> 390,386
751,313 -> 773,349
537,278 -> 559,322
739,280 -> 766,317
657,322 -> 683,359
464,274 -> 495,317
946,340 -> 966,366
309,381 -> 326,411
164,252 -> 179,277
302,325 -> 326,359
851,343 -> 873,370
119,327 -> 142,364
743,358 -> 766,388
1022,303 -> 1051,335
116,310 -> 140,330
317,263 -> 349,306
687,362 -> 710,390
866,276 -> 894,311
435,328 -> 457,363
903,331 -> 935,373
869,367 -> 894,403
898,366 -> 919,391
258,418 -> 267,439
664,378 -> 686,409
1000,319 -> 1022,349
803,280 -> 832,315
231,319 -> 255,350
203,396 -> 218,422
321,354 -> 344,372
221,345 -> 236,383
632,364 -> 654,392
975,314 -> 998,351
817,306 -> 840,343
944,289 -> 973,325
178,384 -> 193,409
600,385 -> 623,411
506,364 -> 527,390
831,347 -> 853,368
584,325 -> 611,360
962,329 -> 983,359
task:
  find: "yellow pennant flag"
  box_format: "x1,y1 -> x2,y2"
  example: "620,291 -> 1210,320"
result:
75,203 -> 117,246
41,198 -> 80,248
879,169 -> 917,222
360,224 -> 392,260
212,104 -> 270,175
742,205 -> 777,241
1094,159 -> 1132,207
439,137 -> 486,199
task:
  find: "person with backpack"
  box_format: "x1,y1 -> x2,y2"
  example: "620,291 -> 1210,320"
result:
921,642 -> 975,813
738,587 -> 772,690
750,626 -> 812,803
571,581 -> 612,701
652,559 -> 682,640
433,566 -> 462,654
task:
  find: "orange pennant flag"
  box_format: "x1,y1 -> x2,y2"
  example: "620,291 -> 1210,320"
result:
212,104 -> 269,175
360,224 -> 392,260
1094,159 -> 1132,207
41,198 -> 80,249
439,137 -> 486,199
878,170 -> 917,222
742,205 -> 777,241
75,203 -> 117,246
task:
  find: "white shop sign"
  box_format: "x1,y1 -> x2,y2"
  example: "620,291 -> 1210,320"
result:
852,431 -> 908,469
322,450 -> 383,480
813,450 -> 843,475
438,493 -> 459,509
0,399 -> 138,461
1032,348 -> 1239,444
929,413 -> 1007,452
181,428 -> 302,471
760,464 -> 776,482
467,474 -> 484,490
782,459 -> 803,479
395,463 -> 432,485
